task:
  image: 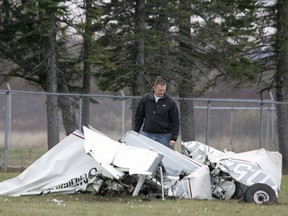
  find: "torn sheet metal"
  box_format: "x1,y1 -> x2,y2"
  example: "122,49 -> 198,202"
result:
216,149 -> 282,197
0,130 -> 100,196
167,165 -> 212,199
0,125 -> 280,204
120,131 -> 203,175
120,131 -> 212,200
83,126 -> 163,177
181,140 -> 282,202
0,128 -> 164,197
181,141 -> 225,163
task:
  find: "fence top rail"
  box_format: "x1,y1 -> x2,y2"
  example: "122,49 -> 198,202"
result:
194,106 -> 276,110
0,89 -> 287,105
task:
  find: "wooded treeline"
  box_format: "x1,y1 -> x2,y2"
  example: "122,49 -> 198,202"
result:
1,0 -> 288,173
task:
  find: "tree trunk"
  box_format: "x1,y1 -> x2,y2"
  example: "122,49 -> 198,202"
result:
82,0 -> 93,129
57,76 -> 78,135
179,95 -> 195,142
178,0 -> 196,142
131,0 -> 146,129
58,95 -> 78,135
275,0 -> 288,174
46,12 -> 59,150
179,76 -> 196,141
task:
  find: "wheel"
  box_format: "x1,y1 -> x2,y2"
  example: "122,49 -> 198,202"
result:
244,183 -> 277,204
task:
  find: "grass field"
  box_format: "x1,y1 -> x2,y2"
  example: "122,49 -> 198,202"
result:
0,173 -> 287,216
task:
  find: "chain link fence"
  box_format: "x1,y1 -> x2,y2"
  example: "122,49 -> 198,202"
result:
0,90 -> 280,172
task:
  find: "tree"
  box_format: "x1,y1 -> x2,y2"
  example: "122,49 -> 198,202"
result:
95,0 -> 177,92
275,0 -> 288,174
176,0 -> 196,141
94,0 -> 153,129
41,0 -> 60,149
0,0 -> 80,148
94,0 -> 266,141
131,0 -> 147,128
82,0 -> 93,128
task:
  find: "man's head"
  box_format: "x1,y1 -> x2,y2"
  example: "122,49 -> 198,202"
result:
153,78 -> 167,97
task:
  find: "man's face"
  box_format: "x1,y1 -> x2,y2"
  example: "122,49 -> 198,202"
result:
154,84 -> 166,97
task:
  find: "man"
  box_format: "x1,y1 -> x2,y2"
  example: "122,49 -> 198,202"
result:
133,78 -> 180,149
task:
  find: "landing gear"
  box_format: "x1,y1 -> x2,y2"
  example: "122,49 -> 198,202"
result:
244,183 -> 277,204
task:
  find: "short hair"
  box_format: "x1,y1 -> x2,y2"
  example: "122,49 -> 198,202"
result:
154,78 -> 166,87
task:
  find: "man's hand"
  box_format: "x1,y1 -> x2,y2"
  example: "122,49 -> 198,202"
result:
169,140 -> 176,150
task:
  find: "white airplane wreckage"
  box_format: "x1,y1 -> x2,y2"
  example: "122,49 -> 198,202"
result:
0,126 -> 282,204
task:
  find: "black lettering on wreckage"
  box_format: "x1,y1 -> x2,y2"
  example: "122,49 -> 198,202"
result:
52,167 -> 98,190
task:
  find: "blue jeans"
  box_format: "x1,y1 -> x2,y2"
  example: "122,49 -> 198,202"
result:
140,131 -> 171,148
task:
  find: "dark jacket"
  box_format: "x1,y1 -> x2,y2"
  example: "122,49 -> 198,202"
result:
133,92 -> 180,141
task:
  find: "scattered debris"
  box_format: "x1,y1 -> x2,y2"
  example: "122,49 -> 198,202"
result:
47,199 -> 64,203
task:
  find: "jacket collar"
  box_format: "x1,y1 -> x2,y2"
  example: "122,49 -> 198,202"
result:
148,91 -> 167,100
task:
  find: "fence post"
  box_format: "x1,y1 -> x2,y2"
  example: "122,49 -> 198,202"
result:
205,100 -> 211,146
230,108 -> 234,151
269,91 -> 275,145
259,102 -> 264,149
266,107 -> 271,149
79,97 -> 83,131
4,86 -> 12,172
121,91 -> 125,136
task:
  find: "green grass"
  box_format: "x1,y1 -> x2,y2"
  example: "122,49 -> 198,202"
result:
0,147 -> 47,169
0,173 -> 287,216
